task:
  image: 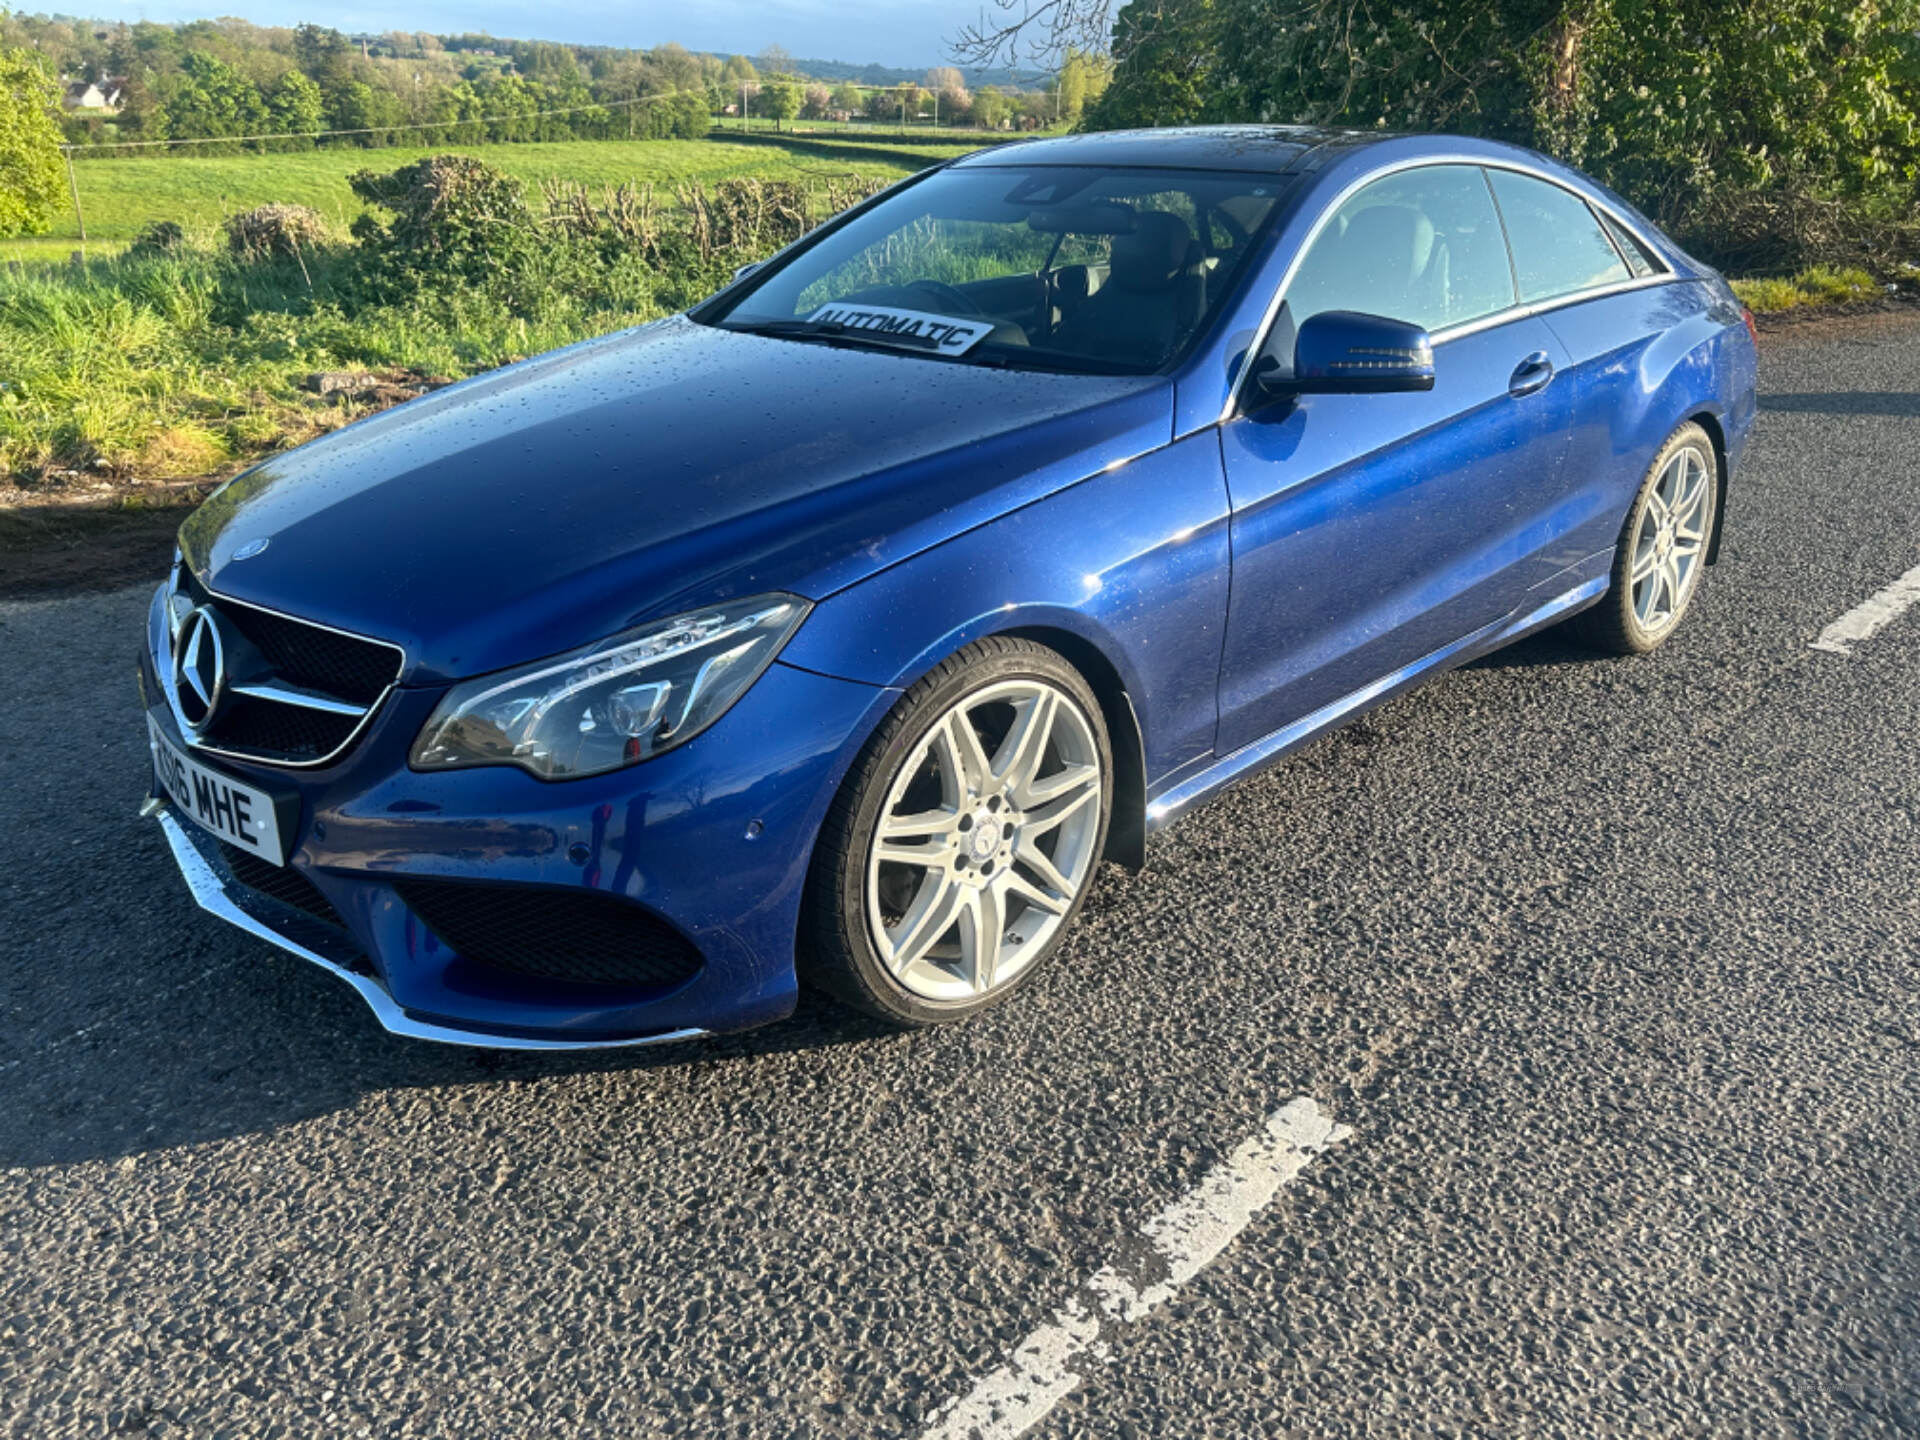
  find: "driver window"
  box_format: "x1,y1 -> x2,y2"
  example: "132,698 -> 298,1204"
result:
1284,165 -> 1518,336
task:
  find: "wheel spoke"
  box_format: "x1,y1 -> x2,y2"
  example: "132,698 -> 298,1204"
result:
874,837 -> 946,868
1661,554 -> 1684,612
1022,773 -> 1101,836
935,709 -> 993,798
1014,831 -> 1075,900
1635,565 -> 1664,625
961,882 -> 1007,993
993,690 -> 1057,800
1024,760 -> 1100,806
878,808 -> 956,843
887,873 -> 962,974
1630,543 -> 1660,583
1004,864 -> 1070,917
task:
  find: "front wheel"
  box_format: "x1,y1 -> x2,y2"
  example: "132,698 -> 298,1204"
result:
1572,421 -> 1717,654
802,638 -> 1112,1026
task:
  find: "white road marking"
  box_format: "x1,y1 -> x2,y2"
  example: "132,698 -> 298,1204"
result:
1811,562 -> 1920,655
920,1096 -> 1350,1440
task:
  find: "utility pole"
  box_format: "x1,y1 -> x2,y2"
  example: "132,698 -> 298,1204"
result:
742,80 -> 749,131
62,147 -> 87,257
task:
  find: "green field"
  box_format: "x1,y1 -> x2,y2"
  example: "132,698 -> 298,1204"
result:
12,133 -> 994,255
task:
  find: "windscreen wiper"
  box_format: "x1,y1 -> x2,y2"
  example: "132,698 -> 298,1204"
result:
725,319 -> 943,353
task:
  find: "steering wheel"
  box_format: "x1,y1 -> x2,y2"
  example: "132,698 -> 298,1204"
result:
903,280 -> 986,317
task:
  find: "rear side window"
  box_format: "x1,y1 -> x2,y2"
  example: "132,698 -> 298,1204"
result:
1600,212 -> 1665,277
1284,164 -> 1517,334
1485,169 -> 1632,303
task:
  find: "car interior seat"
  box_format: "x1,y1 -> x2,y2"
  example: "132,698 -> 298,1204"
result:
1294,203 -> 1452,329
1059,211 -> 1207,363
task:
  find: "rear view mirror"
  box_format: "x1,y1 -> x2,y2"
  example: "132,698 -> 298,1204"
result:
1257,310 -> 1436,398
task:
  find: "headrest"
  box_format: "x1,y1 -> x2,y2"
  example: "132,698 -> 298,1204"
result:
1110,211 -> 1196,291
1340,205 -> 1436,290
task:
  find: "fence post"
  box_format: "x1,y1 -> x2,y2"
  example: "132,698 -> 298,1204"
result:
63,147 -> 88,257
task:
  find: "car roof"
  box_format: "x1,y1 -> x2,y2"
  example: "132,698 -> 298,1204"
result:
950,125 -> 1391,175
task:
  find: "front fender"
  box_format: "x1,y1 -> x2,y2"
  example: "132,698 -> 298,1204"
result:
783,429 -> 1234,794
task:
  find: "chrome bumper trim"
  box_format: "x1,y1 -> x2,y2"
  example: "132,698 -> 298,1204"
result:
152,806 -> 712,1053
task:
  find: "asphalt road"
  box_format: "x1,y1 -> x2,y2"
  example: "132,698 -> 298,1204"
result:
3,315 -> 1918,1440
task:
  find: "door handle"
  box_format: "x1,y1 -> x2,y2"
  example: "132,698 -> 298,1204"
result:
1508,351 -> 1554,397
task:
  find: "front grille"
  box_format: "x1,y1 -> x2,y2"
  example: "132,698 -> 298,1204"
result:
219,840 -> 350,932
178,567 -> 398,705
393,878 -> 706,991
168,563 -> 403,766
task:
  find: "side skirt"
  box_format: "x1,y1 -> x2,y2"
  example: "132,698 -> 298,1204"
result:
1144,572 -> 1610,833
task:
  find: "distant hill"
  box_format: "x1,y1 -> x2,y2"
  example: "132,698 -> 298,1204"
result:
774,57 -> 1051,89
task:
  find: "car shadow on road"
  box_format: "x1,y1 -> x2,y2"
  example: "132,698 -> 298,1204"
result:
1758,391 -> 1920,418
0,921 -> 899,1170
1463,629 -> 1597,671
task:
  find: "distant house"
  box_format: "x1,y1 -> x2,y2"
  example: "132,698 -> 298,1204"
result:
63,77 -> 126,111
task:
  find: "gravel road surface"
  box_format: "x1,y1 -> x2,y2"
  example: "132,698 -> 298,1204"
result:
2,316 -> 1917,1439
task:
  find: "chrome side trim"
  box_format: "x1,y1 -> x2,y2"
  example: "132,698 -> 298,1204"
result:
1146,575 -> 1609,830
1220,154 -> 1680,423
228,679 -> 370,717
153,807 -> 711,1052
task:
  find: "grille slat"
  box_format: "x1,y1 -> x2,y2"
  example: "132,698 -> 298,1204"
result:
171,565 -> 402,766
394,879 -> 705,991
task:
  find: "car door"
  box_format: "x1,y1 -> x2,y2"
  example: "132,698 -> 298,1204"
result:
1482,168 -> 1693,567
1214,163 -> 1577,755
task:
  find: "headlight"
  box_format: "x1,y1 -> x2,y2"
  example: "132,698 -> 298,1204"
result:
410,594 -> 809,779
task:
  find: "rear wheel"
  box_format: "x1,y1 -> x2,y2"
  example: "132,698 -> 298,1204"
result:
803,638 -> 1111,1026
1572,421 -> 1717,654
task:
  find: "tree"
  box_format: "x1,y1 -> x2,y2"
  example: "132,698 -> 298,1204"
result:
161,51 -> 268,144
264,68 -> 324,146
1083,0 -> 1215,128
973,85 -> 1014,129
830,80 -> 864,115
757,43 -> 794,77
802,83 -> 831,120
759,79 -> 802,129
0,46 -> 64,239
1054,46 -> 1110,126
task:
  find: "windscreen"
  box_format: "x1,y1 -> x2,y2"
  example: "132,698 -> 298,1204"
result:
703,165 -> 1290,375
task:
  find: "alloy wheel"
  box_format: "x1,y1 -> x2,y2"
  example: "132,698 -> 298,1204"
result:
1629,444 -> 1712,632
864,679 -> 1104,1002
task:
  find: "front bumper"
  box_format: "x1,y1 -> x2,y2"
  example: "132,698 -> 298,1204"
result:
143,585 -> 892,1048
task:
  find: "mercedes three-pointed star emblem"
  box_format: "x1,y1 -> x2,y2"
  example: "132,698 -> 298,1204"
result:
170,606 -> 228,734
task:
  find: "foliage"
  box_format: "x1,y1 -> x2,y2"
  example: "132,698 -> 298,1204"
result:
1090,0 -> 1920,274
0,46 -> 65,238
2,135 -> 960,253
1730,264 -> 1878,313
0,156 -> 898,483
347,154 -> 539,294
223,202 -> 330,259
759,80 -> 802,129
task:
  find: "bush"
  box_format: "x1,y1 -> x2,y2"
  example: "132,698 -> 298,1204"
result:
129,220 -> 188,257
224,204 -> 331,259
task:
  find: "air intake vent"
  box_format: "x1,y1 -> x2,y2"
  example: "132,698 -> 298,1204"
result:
219,840 -> 350,933
393,878 -> 706,991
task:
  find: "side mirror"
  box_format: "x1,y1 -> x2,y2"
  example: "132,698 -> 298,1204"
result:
1255,310 -> 1435,399
731,260 -> 765,284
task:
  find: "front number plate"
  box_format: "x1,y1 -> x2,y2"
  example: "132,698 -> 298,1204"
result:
148,715 -> 288,865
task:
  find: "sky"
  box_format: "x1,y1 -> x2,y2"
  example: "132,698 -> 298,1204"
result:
87,0 -> 980,69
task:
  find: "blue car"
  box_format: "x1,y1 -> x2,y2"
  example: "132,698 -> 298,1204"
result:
141,126 -> 1758,1048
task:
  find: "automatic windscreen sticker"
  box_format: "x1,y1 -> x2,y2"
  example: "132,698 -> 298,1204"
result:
804,303 -> 993,354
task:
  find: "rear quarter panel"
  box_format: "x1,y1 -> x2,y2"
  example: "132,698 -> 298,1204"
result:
1539,278 -> 1757,559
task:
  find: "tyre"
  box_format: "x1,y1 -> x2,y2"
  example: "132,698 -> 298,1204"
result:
803,637 -> 1112,1026
1572,421 -> 1718,654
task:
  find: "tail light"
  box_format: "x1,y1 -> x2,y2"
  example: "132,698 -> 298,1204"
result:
1741,308 -> 1759,345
